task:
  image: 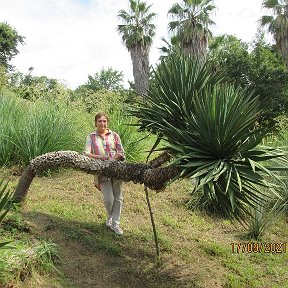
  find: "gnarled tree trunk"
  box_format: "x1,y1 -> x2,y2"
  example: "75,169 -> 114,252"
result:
12,151 -> 179,204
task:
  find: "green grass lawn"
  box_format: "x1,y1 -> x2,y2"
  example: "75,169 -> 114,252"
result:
1,169 -> 288,288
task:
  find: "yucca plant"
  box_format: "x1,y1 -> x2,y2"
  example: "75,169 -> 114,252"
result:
133,54 -> 224,134
0,178 -> 13,249
130,54 -> 288,219
246,199 -> 285,240
272,129 -> 288,214
245,130 -> 288,238
0,179 -> 11,222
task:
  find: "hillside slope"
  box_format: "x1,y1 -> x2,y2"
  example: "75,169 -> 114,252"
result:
3,170 -> 288,288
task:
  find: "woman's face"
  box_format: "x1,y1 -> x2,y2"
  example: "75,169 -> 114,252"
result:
96,116 -> 108,131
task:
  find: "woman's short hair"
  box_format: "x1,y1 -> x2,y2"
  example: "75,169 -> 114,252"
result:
95,112 -> 109,123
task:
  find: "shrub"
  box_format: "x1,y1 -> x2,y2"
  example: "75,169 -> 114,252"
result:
130,54 -> 288,219
0,240 -> 59,285
0,93 -> 87,166
0,178 -> 12,249
13,100 -> 83,165
0,93 -> 23,165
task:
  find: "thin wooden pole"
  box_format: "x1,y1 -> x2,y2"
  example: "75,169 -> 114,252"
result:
144,185 -> 160,258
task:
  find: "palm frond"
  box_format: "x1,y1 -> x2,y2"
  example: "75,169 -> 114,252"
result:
117,0 -> 156,49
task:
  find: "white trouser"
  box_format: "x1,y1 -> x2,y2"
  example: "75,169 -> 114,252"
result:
99,178 -> 123,227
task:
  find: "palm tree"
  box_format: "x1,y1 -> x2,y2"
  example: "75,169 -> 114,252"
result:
168,0 -> 216,60
260,0 -> 288,67
117,0 -> 156,96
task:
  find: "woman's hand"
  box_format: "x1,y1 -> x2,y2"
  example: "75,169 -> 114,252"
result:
112,153 -> 123,161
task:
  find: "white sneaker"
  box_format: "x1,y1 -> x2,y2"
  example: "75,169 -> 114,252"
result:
111,225 -> 123,235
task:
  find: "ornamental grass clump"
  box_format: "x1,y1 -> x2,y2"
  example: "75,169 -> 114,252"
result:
0,240 -> 59,285
0,93 -> 84,166
130,54 -> 288,220
13,100 -> 81,165
0,93 -> 23,165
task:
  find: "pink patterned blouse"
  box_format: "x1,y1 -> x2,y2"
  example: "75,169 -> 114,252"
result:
84,129 -> 125,189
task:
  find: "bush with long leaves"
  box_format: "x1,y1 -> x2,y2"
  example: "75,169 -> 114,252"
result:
0,94 -> 85,166
0,178 -> 12,249
246,201 -> 286,240
130,54 -> 288,219
0,93 -> 22,165
267,131 -> 288,216
132,55 -> 224,134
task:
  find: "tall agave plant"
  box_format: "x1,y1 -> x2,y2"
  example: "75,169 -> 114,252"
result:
0,178 -> 12,249
130,54 -> 287,219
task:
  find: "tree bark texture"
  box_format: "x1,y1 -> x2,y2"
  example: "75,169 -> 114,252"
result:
182,32 -> 207,62
12,151 -> 179,204
276,34 -> 288,68
275,6 -> 288,68
130,45 -> 150,96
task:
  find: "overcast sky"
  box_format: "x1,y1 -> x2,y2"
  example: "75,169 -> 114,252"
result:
1,0 -> 268,89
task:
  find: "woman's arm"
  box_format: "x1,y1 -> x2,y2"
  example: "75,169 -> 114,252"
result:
113,132 -> 125,161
